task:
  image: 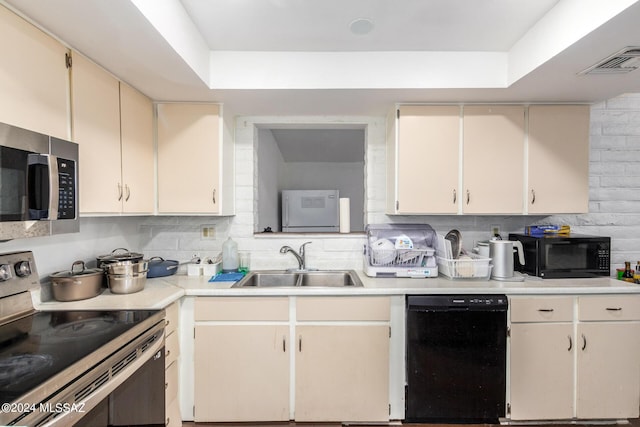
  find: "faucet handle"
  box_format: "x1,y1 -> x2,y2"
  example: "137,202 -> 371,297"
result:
299,241 -> 312,254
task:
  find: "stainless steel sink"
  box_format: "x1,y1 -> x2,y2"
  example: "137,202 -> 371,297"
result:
231,270 -> 363,288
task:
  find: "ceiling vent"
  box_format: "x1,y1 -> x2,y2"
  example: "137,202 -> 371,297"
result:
579,47 -> 640,75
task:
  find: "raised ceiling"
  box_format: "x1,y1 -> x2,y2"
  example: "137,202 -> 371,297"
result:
3,0 -> 640,115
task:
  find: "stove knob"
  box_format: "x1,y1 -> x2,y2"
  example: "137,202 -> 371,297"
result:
14,260 -> 32,277
0,264 -> 12,281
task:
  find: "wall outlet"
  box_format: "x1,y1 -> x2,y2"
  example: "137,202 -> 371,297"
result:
201,225 -> 216,240
490,225 -> 501,238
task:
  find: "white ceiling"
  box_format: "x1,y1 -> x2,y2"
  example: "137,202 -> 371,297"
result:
3,0 -> 640,116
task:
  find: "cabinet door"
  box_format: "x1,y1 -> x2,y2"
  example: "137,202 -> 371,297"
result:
120,83 -> 154,214
576,322 -> 640,419
71,51 -> 122,214
157,103 -> 220,214
395,106 -> 460,213
528,105 -> 589,214
194,325 -> 289,422
0,5 -> 69,139
295,325 -> 389,422
509,322 -> 574,420
462,105 -> 525,213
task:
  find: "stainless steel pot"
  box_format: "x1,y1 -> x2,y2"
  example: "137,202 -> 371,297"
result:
105,260 -> 149,276
50,261 -> 104,302
107,271 -> 147,294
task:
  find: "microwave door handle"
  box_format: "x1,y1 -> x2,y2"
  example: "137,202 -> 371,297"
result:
48,155 -> 59,220
27,154 -> 58,220
284,195 -> 289,227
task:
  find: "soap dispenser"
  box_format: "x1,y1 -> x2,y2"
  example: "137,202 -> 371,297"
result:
222,237 -> 239,272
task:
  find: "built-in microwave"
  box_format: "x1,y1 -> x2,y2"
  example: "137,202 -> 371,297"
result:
0,122 -> 78,241
508,233 -> 611,278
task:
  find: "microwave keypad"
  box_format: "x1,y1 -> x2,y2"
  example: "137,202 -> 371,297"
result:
57,158 -> 76,219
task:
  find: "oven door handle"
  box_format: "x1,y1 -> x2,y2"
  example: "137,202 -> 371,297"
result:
27,154 -> 59,220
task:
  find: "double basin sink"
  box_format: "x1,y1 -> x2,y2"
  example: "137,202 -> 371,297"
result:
232,270 -> 363,288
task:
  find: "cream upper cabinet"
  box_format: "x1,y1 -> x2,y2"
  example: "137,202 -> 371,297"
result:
119,83 -> 154,213
72,52 -> 154,214
0,5 -> 69,139
462,105 -> 525,214
527,105 -> 590,214
157,103 -> 234,215
388,105 -> 460,214
71,51 -> 122,214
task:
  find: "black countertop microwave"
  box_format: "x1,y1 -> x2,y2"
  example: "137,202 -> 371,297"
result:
0,122 -> 78,241
508,233 -> 611,278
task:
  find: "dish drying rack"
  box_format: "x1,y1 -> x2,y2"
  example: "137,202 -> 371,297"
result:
363,224 -> 438,278
435,233 -> 492,280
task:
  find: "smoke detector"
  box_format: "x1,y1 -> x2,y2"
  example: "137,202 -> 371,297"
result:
579,47 -> 640,75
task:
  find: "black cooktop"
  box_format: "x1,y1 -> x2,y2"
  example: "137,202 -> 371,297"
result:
0,310 -> 160,405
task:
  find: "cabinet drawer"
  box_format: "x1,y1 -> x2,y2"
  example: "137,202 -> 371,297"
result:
297,297 -> 390,321
165,301 -> 179,336
578,295 -> 640,321
165,330 -> 179,368
195,297 -> 289,321
165,359 -> 179,404
510,296 -> 573,323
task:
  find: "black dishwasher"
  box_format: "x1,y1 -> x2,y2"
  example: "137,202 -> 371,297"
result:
406,295 -> 507,423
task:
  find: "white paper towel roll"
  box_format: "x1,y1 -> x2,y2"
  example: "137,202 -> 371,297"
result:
339,198 -> 350,233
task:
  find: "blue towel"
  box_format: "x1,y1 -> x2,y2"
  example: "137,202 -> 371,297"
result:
209,272 -> 246,282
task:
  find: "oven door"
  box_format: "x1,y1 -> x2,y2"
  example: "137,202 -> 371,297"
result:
540,239 -> 610,278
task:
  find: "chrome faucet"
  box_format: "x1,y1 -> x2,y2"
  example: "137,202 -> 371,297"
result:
280,241 -> 312,271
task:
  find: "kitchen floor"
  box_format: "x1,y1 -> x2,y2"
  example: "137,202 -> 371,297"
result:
183,420 -> 640,427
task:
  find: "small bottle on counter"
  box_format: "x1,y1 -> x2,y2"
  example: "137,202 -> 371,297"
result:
622,261 -> 634,282
634,262 -> 640,284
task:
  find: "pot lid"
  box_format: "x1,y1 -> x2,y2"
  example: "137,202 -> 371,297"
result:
97,248 -> 144,262
51,261 -> 103,278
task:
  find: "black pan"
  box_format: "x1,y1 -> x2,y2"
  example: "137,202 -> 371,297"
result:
147,257 -> 179,278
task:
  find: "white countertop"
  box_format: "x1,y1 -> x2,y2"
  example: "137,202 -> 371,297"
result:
33,271 -> 640,311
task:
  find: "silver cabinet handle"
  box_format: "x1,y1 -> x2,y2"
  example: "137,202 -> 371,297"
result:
582,334 -> 587,351
538,308 -> 554,312
466,189 -> 470,205
453,189 -> 456,204
298,336 -> 302,352
118,183 -> 123,201
606,307 -> 622,311
568,335 -> 572,352
125,184 -> 130,201
283,336 -> 286,352
531,189 -> 536,204
212,188 -> 216,204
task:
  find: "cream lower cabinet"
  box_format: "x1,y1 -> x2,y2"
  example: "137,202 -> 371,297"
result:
164,301 -> 181,427
509,295 -> 640,421
295,296 -> 390,422
192,296 -> 390,423
193,297 -> 290,422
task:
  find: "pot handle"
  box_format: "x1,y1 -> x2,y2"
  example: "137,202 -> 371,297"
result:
71,260 -> 87,274
148,256 -> 165,262
110,248 -> 131,256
